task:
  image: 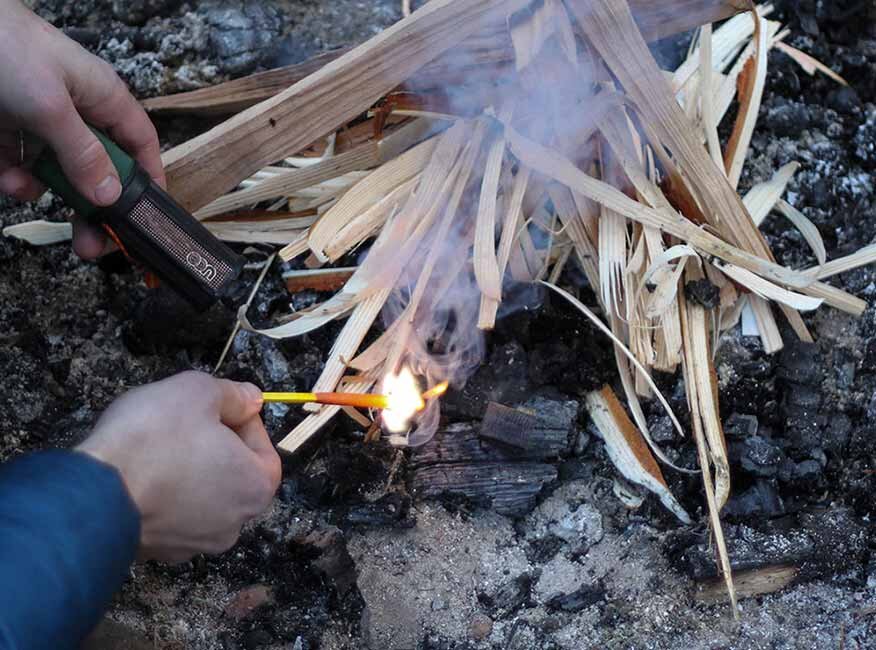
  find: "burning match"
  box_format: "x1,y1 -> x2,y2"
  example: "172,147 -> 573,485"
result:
261,392 -> 391,409
262,372 -> 449,432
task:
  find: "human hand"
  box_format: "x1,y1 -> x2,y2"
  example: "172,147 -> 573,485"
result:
77,372 -> 281,564
0,0 -> 165,259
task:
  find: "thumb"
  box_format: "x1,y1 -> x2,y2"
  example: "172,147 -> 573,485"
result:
215,379 -> 264,428
33,94 -> 121,207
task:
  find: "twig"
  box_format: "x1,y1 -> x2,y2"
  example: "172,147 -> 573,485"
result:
213,252 -> 277,375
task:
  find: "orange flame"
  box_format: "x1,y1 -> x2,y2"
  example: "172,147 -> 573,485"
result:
382,368 -> 425,432
422,381 -> 449,400
380,372 -> 449,432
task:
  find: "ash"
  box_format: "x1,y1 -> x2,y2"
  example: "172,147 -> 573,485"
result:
2,1 -> 875,649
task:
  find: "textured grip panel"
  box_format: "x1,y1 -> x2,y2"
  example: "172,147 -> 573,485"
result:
128,196 -> 234,292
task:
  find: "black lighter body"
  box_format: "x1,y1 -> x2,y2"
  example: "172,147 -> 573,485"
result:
31,128 -> 244,311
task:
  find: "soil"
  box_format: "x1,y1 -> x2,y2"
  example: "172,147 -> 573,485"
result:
2,1 -> 876,649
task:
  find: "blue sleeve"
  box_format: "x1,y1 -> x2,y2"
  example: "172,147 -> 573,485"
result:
0,450 -> 141,650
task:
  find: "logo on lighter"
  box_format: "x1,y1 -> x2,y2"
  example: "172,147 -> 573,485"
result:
186,251 -> 217,281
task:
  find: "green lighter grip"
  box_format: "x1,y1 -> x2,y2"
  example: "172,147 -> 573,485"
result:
28,126 -> 244,311
31,128 -> 136,220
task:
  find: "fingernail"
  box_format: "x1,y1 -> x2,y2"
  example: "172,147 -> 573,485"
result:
94,175 -> 121,205
243,383 -> 263,404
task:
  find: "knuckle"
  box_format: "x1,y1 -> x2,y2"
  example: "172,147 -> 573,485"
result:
72,137 -> 109,174
266,455 -> 282,493
175,370 -> 213,393
34,90 -> 70,125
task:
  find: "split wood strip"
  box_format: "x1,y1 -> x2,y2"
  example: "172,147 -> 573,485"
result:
214,253 -> 276,375
586,386 -> 691,523
385,121 -> 488,373
479,166 -> 531,328
672,6 -> 768,92
147,1 -> 743,121
142,49 -> 351,116
775,41 -> 849,85
700,24 -> 723,168
195,120 -> 436,220
473,115 -> 509,303
304,290 -> 391,413
161,0 -> 534,212
810,243 -> 876,280
278,375 -> 377,453
323,176 -> 420,262
724,11 -> 769,189
678,288 -> 738,617
162,0 -> 747,213
775,200 -> 826,267
571,0 -> 805,349
309,135 -> 439,262
743,162 -> 799,225
282,267 -> 357,293
2,221 -> 72,245
680,273 -> 731,508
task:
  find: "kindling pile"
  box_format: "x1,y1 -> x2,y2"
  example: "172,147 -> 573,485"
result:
8,0 -> 870,612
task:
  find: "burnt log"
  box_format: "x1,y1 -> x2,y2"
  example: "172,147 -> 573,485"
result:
479,399 -> 576,457
671,507 -> 868,601
411,410 -> 573,517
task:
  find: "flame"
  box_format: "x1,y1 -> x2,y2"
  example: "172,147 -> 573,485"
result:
381,368 -> 426,432
422,381 -> 449,400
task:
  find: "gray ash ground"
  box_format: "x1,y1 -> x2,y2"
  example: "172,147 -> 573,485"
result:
2,1 -> 876,649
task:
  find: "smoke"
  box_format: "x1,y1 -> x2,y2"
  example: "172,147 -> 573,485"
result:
373,0 -> 606,445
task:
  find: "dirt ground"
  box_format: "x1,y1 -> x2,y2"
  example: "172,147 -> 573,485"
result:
2,1 -> 876,649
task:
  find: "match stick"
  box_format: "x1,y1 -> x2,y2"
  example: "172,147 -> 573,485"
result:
262,392 -> 391,409
262,381 -> 449,410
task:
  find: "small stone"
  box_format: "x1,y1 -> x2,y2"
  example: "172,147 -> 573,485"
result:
550,502 -> 604,547
825,414 -> 852,454
477,573 -> 534,619
468,614 -> 493,641
724,413 -> 759,438
205,3 -> 285,74
854,109 -> 876,163
545,581 -> 606,612
111,0 -> 181,24
296,528 -> 357,595
777,341 -> 822,385
224,585 -> 273,621
733,436 -> 785,477
574,425 -> 591,454
431,598 -> 448,611
765,103 -> 812,137
343,492 -> 415,529
792,459 -> 823,481
242,628 -> 273,650
724,480 -> 784,520
827,86 -> 862,115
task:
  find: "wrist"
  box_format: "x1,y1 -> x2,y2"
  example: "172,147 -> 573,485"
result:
76,438 -> 149,530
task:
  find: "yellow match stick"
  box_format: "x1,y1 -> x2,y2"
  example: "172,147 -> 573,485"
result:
261,392 -> 391,409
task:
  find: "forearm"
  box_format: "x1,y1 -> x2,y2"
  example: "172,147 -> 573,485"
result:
0,450 -> 140,649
